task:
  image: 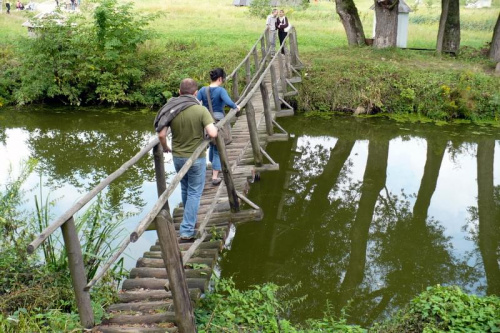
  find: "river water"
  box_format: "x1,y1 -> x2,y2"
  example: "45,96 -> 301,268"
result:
1,108 -> 499,326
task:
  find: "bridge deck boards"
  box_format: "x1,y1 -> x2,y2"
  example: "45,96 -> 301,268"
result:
94,58 -> 297,333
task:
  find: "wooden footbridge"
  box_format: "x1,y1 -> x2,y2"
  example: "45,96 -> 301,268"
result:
27,28 -> 303,333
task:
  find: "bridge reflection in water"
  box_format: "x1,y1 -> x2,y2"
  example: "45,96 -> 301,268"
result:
220,116 -> 500,326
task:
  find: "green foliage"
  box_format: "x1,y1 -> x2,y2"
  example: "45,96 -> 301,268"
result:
374,285 -> 500,332
248,0 -> 272,19
196,278 -> 365,332
0,162 -> 126,330
14,0 -> 157,106
299,48 -> 500,122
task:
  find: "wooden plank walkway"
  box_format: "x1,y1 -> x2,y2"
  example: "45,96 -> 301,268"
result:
94,58 -> 300,333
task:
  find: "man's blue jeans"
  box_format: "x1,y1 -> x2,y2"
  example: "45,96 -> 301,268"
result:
173,156 -> 206,238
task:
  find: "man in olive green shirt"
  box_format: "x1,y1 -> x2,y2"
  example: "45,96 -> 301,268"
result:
156,78 -> 217,240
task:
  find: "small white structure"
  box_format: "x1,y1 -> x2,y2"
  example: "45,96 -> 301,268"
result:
371,0 -> 412,48
22,11 -> 68,37
465,0 -> 492,8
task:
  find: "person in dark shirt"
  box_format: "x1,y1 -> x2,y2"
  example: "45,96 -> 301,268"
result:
276,9 -> 289,55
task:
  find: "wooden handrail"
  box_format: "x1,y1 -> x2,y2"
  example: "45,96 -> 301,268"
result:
226,28 -> 268,81
27,138 -> 159,254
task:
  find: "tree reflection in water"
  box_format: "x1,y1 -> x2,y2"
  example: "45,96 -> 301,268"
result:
220,120 -> 497,326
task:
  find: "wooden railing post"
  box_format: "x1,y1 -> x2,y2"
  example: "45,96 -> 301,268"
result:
260,81 -> 273,136
232,71 -> 239,101
277,52 -> 287,95
61,216 -> 94,329
153,143 -> 169,210
245,58 -> 251,85
215,135 -> 240,212
153,143 -> 197,332
260,37 -> 266,59
289,29 -> 299,68
253,48 -> 259,69
269,64 -> 281,113
155,209 -> 196,333
245,100 -> 263,167
264,28 -> 269,52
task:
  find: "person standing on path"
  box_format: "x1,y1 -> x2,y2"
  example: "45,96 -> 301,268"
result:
155,78 -> 218,241
6,1 -> 11,13
276,9 -> 289,54
266,8 -> 278,55
197,68 -> 240,186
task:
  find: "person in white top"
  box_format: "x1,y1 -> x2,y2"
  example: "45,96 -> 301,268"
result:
265,9 -> 278,55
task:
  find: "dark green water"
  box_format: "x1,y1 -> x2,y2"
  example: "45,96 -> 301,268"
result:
219,116 -> 500,326
1,108 -> 499,326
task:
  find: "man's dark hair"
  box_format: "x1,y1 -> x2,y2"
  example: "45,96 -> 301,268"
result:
209,68 -> 226,82
179,78 -> 198,95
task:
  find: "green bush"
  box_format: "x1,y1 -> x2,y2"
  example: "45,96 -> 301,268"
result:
14,0 -> 157,106
249,0 -> 273,19
298,49 -> 500,122
374,285 -> 500,332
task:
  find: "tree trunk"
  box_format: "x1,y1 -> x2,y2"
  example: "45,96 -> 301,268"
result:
335,0 -> 366,46
489,13 -> 500,62
437,0 -> 460,54
477,140 -> 500,295
373,0 -> 399,48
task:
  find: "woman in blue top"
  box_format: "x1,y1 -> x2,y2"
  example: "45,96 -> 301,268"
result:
198,68 -> 241,185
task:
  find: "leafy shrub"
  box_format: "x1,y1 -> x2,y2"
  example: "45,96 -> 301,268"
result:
14,0 -> 157,106
374,285 -> 500,332
196,278 -> 365,332
248,0 -> 272,19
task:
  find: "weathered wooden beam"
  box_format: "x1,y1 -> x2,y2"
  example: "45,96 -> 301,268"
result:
245,100 -> 263,167
260,80 -> 274,136
232,71 -> 239,101
216,136 -> 240,213
154,209 -> 196,333
269,64 -> 281,113
253,48 -> 259,69
61,216 -> 94,328
277,53 -> 287,94
245,57 -> 251,85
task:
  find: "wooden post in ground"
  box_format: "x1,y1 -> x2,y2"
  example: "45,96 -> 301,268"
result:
245,58 -> 251,85
260,81 -> 273,136
261,37 -> 266,59
154,144 -> 196,332
215,135 -> 240,212
155,209 -> 196,333
153,143 -> 169,211
270,64 -> 281,113
264,28 -> 269,53
245,100 -> 263,167
253,48 -> 259,69
277,51 -> 287,95
232,71 -> 239,101
61,217 -> 94,329
289,29 -> 299,68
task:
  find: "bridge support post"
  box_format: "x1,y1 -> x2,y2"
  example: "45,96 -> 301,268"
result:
156,209 -> 197,333
260,37 -> 266,60
232,71 -> 239,101
253,48 -> 259,69
260,81 -> 274,136
61,216 -> 94,329
277,51 -> 287,94
215,135 -> 240,212
153,144 -> 196,333
289,29 -> 299,68
245,58 -> 251,85
270,65 -> 281,113
245,100 -> 263,167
